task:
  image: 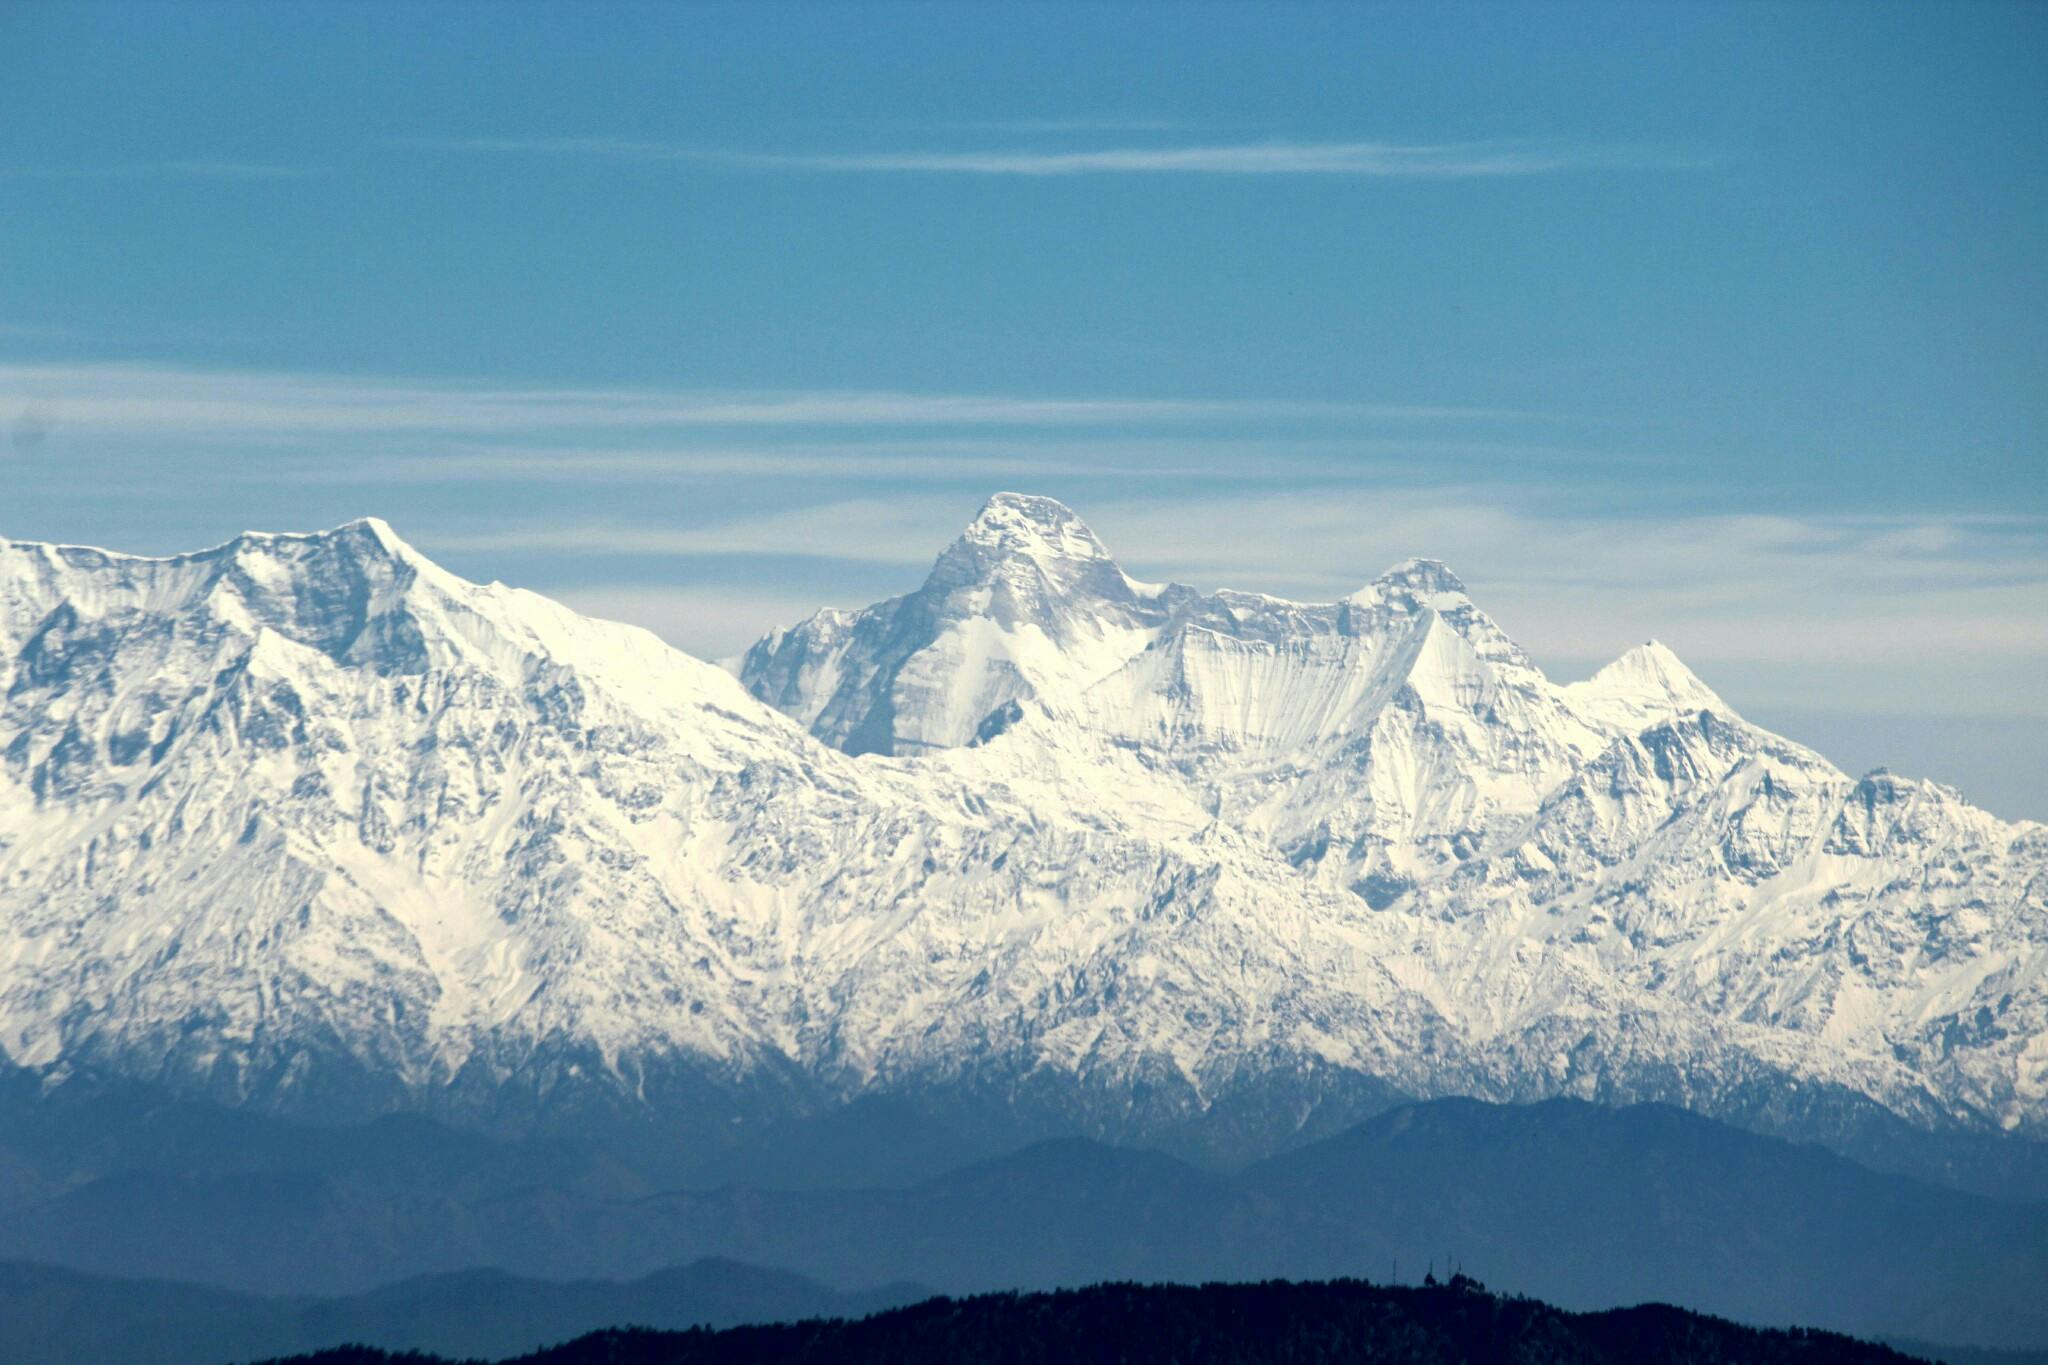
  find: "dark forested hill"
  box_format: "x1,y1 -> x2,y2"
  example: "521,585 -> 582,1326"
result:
254,1278 -> 1938,1365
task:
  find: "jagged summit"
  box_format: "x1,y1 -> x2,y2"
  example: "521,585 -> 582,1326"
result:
952,492 -> 1114,564
1563,637 -> 1731,732
1590,640 -> 1712,692
737,494 -> 1169,754
0,516 -> 749,707
233,514 -> 407,549
733,494 -> 1732,759
328,514 -> 411,557
1338,556 -> 1535,675
0,518 -> 437,674
1364,557 -> 1468,598
0,515 -> 414,570
216,517 -> 437,581
920,492 -> 1141,619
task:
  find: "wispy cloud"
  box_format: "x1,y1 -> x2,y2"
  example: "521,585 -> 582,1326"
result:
428,498 -> 960,566
930,117 -> 1195,134
0,160 -> 318,181
761,140 -> 1689,178
0,361 -> 1520,439
273,443 -> 1190,486
259,433 -> 1658,490
404,136 -> 1699,178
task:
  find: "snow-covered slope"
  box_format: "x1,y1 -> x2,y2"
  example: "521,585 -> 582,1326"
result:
738,494 -> 2048,1134
741,494 -> 1690,902
735,493 -> 1185,755
0,519 -> 1433,1128
1,501 -> 2042,1158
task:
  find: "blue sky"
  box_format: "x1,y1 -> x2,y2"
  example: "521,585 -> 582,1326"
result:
1,1 -> 2044,817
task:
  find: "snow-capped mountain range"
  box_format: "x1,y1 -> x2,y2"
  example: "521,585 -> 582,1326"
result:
2,494 -> 2042,1159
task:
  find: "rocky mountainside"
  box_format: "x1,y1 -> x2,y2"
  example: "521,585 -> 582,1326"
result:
0,496 -> 2042,1165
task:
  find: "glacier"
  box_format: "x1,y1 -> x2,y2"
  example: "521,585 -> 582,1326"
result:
1,494 -> 2042,1166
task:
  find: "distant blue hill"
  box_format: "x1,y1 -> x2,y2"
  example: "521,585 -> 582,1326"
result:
0,1094 -> 2043,1356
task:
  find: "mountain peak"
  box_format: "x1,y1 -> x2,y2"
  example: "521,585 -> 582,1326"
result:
954,493 -> 1114,565
737,494 -> 1161,754
1595,640 -> 1716,697
1564,638 -> 1731,732
1368,558 -> 1468,598
219,516 -> 450,596
921,493 -> 1133,613
337,515 -> 408,554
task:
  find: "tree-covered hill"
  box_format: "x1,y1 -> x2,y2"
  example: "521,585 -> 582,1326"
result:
256,1277 -> 1938,1365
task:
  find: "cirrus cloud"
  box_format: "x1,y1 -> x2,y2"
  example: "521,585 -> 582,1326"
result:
403,135 -> 1704,179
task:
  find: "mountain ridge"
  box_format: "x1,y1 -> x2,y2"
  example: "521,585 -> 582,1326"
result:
2,1096 -> 2042,1348
1,496 -> 2042,1170
0,1254 -> 929,1365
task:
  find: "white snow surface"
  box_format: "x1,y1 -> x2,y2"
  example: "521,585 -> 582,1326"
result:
2,496 -> 2043,1143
